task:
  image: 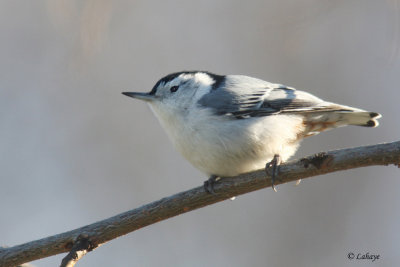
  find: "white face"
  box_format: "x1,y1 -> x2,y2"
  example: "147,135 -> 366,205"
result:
150,72 -> 215,112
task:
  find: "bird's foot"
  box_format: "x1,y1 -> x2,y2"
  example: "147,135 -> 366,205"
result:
204,175 -> 220,194
265,154 -> 281,192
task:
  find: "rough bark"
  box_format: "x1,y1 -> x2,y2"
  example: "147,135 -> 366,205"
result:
0,141 -> 399,267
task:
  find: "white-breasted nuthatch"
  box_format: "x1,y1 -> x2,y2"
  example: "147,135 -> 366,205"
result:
123,71 -> 381,193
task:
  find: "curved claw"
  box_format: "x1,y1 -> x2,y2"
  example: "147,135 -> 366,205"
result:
204,175 -> 219,194
265,154 -> 281,192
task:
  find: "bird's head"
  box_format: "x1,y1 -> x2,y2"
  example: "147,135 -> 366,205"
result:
123,71 -> 224,114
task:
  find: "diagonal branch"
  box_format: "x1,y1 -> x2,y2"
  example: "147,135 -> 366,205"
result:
1,141 -> 399,267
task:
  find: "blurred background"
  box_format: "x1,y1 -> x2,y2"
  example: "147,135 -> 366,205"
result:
1,0 -> 399,266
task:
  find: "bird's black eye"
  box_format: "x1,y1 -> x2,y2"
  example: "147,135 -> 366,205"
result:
170,86 -> 179,93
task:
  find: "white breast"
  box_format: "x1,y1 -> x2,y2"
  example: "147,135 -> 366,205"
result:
150,103 -> 305,177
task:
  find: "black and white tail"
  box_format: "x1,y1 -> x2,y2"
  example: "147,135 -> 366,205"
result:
339,110 -> 381,127
302,104 -> 382,136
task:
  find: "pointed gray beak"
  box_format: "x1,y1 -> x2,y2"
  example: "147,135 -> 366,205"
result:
122,92 -> 156,102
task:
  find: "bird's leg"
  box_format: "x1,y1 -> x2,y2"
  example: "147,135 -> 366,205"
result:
265,154 -> 281,192
204,175 -> 220,194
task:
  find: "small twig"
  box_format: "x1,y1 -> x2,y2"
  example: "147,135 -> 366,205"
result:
0,141 -> 399,267
60,235 -> 96,267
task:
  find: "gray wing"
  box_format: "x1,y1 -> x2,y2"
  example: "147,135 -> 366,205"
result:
198,75 -> 349,119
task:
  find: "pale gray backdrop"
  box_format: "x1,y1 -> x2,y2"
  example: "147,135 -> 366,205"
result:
1,1 -> 399,266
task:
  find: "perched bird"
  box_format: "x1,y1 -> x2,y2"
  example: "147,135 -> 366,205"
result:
123,71 -> 381,193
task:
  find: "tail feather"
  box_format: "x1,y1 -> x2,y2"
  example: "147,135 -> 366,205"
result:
303,106 -> 381,135
340,111 -> 381,127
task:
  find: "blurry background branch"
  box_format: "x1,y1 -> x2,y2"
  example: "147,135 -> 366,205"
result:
0,141 -> 399,267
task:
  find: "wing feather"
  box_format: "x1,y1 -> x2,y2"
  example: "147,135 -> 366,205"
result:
198,75 -> 348,119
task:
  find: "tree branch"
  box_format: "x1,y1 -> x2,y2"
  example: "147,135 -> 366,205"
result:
1,141 -> 399,267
